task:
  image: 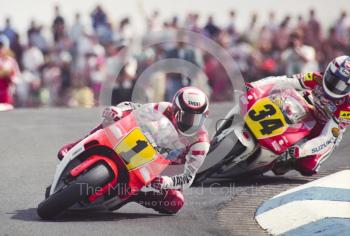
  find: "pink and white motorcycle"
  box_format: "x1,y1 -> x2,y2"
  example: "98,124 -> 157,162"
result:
195,84 -> 317,183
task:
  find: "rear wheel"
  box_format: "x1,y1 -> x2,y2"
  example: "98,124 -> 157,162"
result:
37,164 -> 112,220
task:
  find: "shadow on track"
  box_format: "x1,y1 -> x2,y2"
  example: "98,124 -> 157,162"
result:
9,208 -> 168,222
192,174 -> 310,188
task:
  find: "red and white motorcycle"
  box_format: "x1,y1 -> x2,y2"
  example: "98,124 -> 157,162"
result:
37,107 -> 181,219
194,84 -> 317,183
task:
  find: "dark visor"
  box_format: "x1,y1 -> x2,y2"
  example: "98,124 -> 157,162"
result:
177,111 -> 205,134
324,70 -> 350,96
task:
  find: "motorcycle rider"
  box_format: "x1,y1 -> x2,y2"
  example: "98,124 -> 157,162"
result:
249,55 -> 350,176
58,87 -> 210,214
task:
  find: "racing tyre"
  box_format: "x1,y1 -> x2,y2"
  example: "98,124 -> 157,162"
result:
194,140 -> 246,184
37,164 -> 112,220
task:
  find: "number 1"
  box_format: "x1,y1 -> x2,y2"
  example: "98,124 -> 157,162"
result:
120,140 -> 148,164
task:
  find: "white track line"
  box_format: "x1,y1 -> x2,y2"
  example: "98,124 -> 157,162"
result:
256,200 -> 350,235
272,170 -> 350,199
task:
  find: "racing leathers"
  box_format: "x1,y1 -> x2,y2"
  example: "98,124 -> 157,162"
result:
58,101 -> 210,214
250,72 -> 350,176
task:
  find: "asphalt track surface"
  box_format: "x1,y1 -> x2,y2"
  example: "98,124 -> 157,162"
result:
0,107 -> 349,236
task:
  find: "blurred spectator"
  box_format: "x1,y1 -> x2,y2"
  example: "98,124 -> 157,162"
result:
27,20 -> 49,54
22,42 -> 44,72
52,5 -> 66,42
91,5 -> 108,32
2,18 -> 17,47
304,9 -> 321,49
70,13 -> 85,43
69,76 -> 95,108
334,11 -> 349,46
231,35 -> 256,80
42,61 -> 61,106
204,16 -> 220,38
146,10 -> 162,32
0,39 -> 20,106
111,56 -> 138,105
27,20 -> 37,40
58,51 -> 73,106
106,41 -> 137,105
226,10 -> 237,36
1,5 -> 349,107
0,34 -> 10,49
106,43 -> 122,92
19,42 -> 45,106
296,15 -> 307,34
118,17 -> 133,43
97,21 -> 114,46
10,33 -> 23,69
265,11 -> 278,34
281,31 -> 318,75
275,16 -> 292,50
321,27 -> 346,66
244,13 -> 259,45
204,31 -> 233,101
187,13 -> 201,33
164,33 -> 202,101
16,70 -> 41,107
85,40 -> 106,102
133,47 -> 166,102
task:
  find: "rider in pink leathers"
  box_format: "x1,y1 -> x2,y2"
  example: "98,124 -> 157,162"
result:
0,40 -> 20,105
58,87 -> 210,214
249,55 -> 350,176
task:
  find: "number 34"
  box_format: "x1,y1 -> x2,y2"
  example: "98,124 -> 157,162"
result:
248,104 -> 284,135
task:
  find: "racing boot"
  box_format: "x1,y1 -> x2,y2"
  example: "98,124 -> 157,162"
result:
272,152 -> 297,176
57,124 -> 103,160
272,160 -> 295,175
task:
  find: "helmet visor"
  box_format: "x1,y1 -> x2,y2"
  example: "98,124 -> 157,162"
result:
176,110 -> 206,135
324,70 -> 350,96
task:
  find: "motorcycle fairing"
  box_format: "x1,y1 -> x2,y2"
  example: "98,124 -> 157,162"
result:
241,85 -> 316,155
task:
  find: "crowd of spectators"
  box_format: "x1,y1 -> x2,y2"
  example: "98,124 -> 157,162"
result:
0,5 -> 349,107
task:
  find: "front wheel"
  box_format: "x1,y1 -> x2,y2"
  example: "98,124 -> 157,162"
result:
194,140 -> 246,184
37,164 -> 112,220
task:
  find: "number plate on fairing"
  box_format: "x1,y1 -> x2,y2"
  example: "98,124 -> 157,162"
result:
245,97 -> 288,139
114,128 -> 156,170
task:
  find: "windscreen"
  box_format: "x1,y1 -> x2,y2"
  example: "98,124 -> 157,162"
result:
133,105 -> 183,153
268,88 -> 311,125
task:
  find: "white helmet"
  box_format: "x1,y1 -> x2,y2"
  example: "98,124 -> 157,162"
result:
172,87 -> 209,136
323,56 -> 350,99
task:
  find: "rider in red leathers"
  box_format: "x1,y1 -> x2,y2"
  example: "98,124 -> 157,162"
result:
58,87 -> 210,214
250,55 -> 350,176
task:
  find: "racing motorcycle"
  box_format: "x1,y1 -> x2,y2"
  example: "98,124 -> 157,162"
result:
37,107 -> 181,219
194,84 -> 316,184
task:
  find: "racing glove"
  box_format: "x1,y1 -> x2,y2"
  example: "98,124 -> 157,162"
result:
288,146 -> 301,159
150,176 -> 173,190
102,107 -> 123,122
